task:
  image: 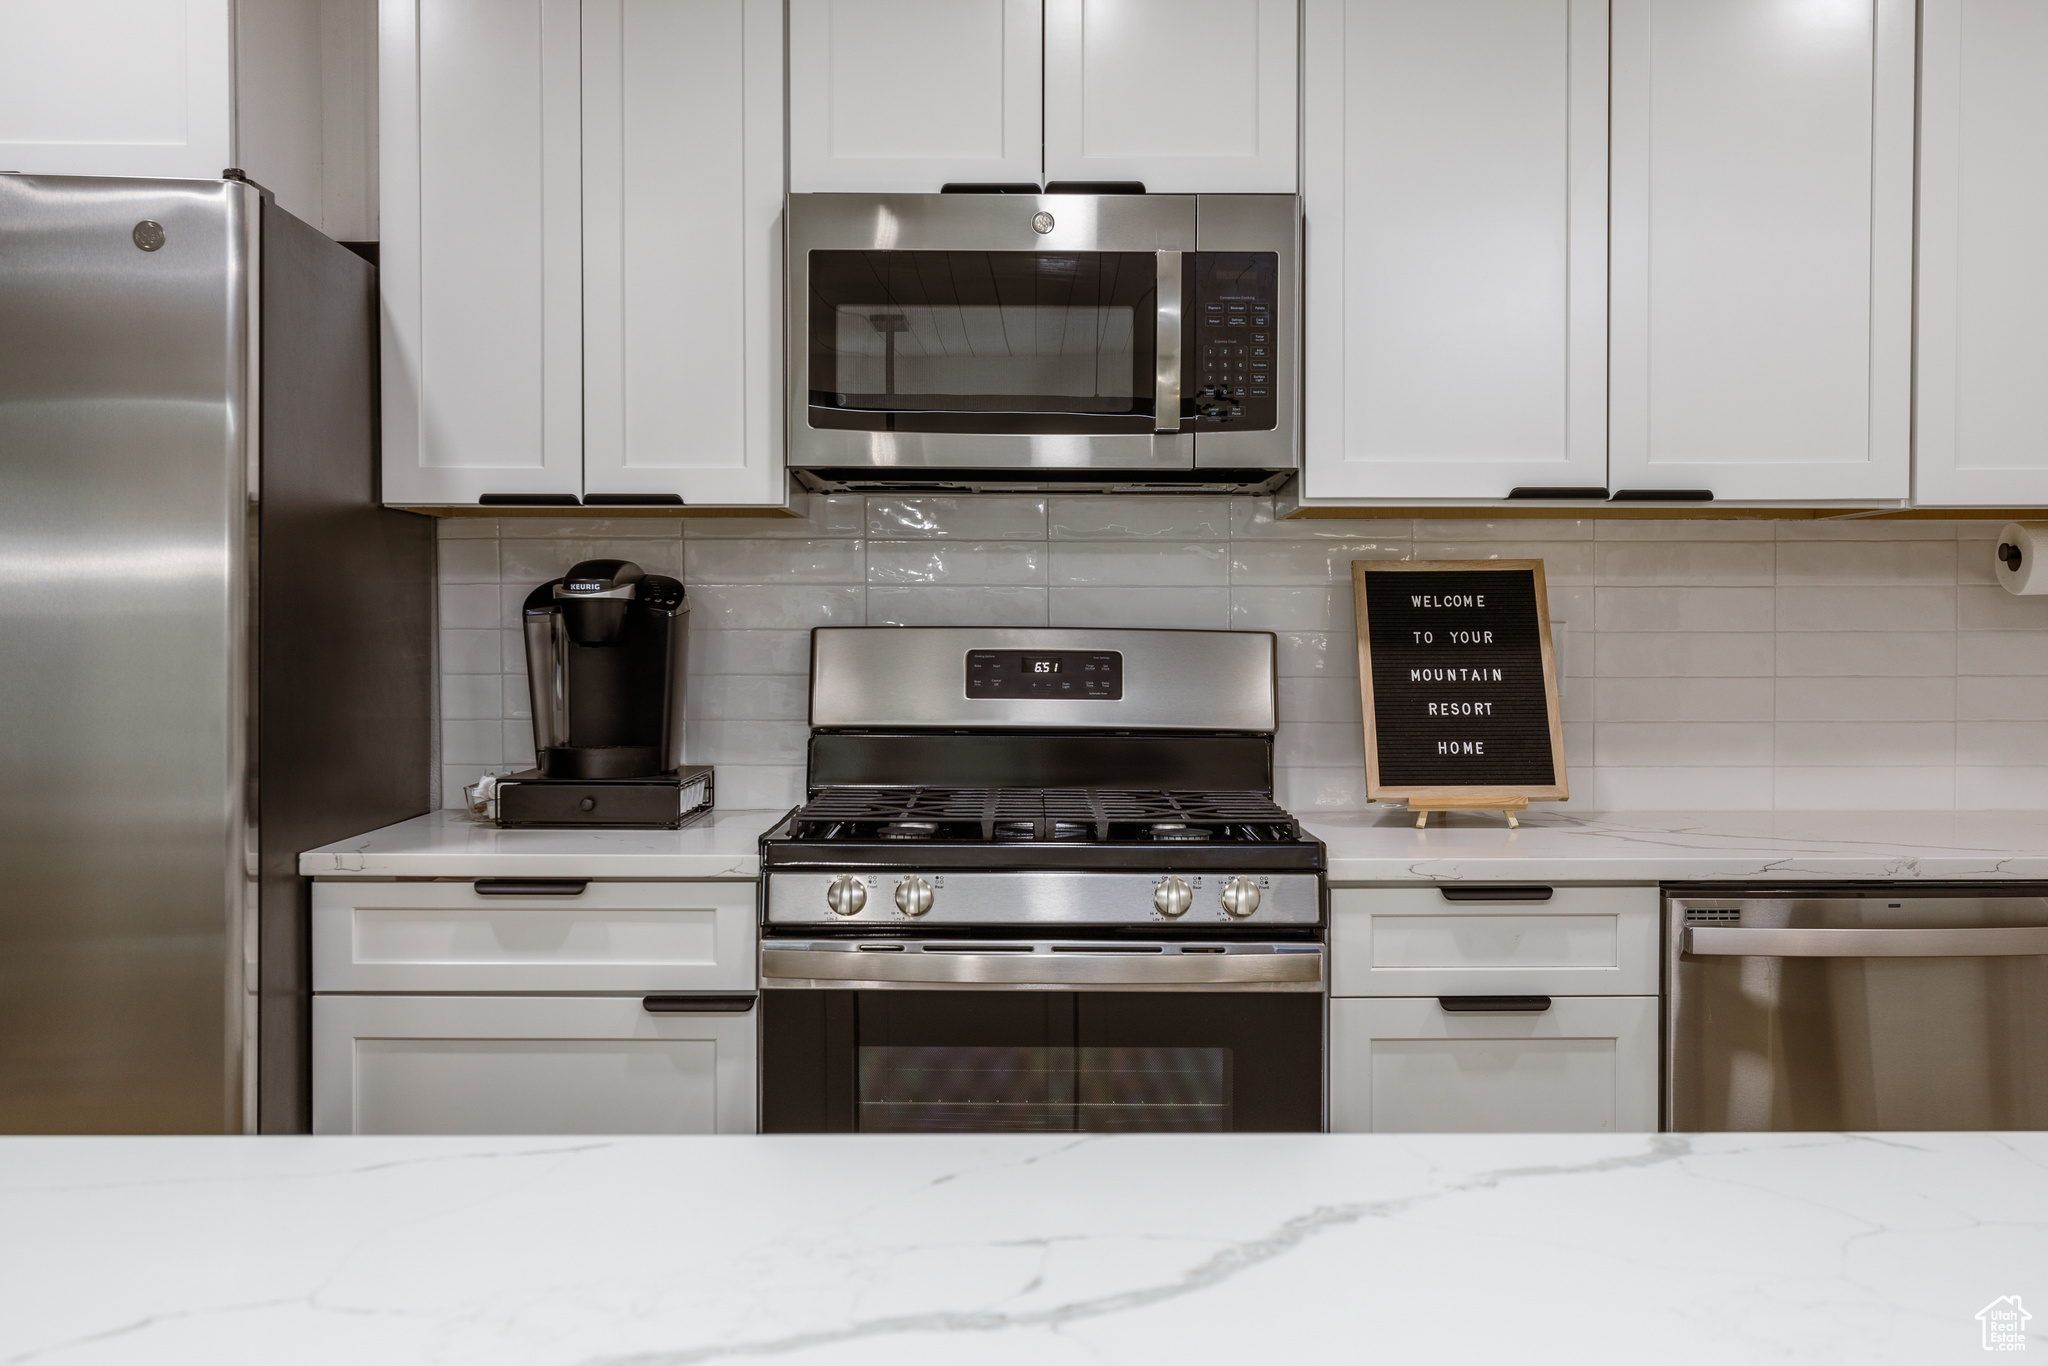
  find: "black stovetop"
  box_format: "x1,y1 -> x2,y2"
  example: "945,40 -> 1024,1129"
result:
760,785 -> 1326,873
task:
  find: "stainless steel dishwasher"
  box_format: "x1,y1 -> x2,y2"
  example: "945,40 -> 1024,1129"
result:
1665,886 -> 2048,1130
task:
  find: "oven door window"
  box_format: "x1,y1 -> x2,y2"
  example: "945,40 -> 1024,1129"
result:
764,990 -> 1321,1134
806,251 -> 1160,435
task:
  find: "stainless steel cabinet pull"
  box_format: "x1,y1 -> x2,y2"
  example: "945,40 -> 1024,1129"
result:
1438,885 -> 1553,902
1685,926 -> 2048,958
1439,995 -> 1552,1013
473,878 -> 589,896
642,994 -> 756,1014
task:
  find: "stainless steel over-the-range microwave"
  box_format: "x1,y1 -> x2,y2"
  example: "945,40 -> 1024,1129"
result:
785,192 -> 1299,492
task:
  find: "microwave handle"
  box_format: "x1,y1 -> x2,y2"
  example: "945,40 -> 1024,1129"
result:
1154,250 -> 1182,432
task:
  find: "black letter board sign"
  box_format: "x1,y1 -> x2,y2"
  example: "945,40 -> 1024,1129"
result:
1351,560 -> 1567,803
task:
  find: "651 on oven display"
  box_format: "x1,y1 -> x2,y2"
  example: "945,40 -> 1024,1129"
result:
758,628 -> 1327,1134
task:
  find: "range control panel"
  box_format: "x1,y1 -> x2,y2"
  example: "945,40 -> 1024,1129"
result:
966,649 -> 1123,700
1187,252 -> 1279,432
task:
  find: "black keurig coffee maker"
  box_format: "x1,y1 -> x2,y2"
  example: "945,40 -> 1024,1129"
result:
493,559 -> 712,827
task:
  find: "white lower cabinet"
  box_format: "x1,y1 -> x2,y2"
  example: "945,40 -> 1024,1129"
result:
313,993 -> 756,1135
1329,995 -> 1658,1134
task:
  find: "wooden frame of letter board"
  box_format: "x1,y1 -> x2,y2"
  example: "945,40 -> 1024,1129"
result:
1352,559 -> 1569,805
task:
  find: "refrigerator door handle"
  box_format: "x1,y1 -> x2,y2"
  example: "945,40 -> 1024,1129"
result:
1684,926 -> 2048,957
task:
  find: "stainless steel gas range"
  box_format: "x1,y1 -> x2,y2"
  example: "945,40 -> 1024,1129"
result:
757,627 -> 1327,1134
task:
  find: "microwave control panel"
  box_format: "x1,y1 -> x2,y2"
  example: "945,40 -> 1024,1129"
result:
1188,252 -> 1279,432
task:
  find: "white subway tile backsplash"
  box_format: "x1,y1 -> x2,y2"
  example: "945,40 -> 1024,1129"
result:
1774,586 -> 1956,632
1593,587 -> 1775,632
1774,722 -> 1955,767
1277,676 -> 1365,723
683,538 -> 865,585
1596,633 -> 1775,677
440,629 -> 501,675
1957,721 -> 2048,766
1592,541 -> 1774,586
1595,723 -> 1774,768
1048,496 -> 1231,540
1774,539 -> 1957,585
866,542 -> 1046,586
1594,766 -> 1776,810
1051,541 -> 1229,587
1776,632 -> 1957,677
1956,767 -> 2048,810
1773,767 -> 1956,811
1050,586 -> 1230,629
867,586 -> 1047,627
687,628 -> 814,676
687,585 -> 866,630
1230,541 -> 1405,585
1774,676 -> 1955,722
433,504 -> 2048,811
866,496 -> 1046,540
1590,677 -> 1776,723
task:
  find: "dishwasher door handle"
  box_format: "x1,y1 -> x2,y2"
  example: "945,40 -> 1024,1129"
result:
1684,925 -> 2048,957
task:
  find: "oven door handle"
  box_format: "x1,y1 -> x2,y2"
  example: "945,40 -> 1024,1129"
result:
760,945 -> 1322,990
1684,925 -> 2048,957
1155,250 -> 1182,433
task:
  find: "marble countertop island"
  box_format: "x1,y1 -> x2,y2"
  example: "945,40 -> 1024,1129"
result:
1306,808 -> 2048,883
1,1131 -> 2040,1364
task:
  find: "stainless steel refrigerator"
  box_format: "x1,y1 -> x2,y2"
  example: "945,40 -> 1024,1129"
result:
0,173 -> 433,1133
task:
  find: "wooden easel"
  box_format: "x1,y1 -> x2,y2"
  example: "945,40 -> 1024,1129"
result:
1406,795 -> 1530,829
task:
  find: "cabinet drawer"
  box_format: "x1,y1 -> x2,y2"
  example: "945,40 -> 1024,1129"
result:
313,993 -> 757,1135
1329,995 -> 1658,1134
312,879 -> 756,992
1330,886 -> 1658,997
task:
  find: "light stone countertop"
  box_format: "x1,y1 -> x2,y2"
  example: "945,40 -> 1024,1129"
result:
300,808 -> 2048,886
0,1131 -> 2040,1364
1305,808 -> 2048,884
298,809 -> 788,880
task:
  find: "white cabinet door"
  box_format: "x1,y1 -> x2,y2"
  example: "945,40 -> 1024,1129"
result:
312,879 -> 758,994
1607,0 -> 1914,503
380,0 -> 583,505
0,0 -> 233,180
1329,996 -> 1658,1134
1043,0 -> 1296,193
1915,0 -> 2048,507
1300,0 -> 1609,501
789,0 -> 1043,192
582,0 -> 785,505
314,994 -> 757,1134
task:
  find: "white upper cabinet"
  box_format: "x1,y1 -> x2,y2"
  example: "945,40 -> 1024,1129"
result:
582,0 -> 785,505
1300,0 -> 1608,501
1606,0 -> 1915,503
0,0 -> 233,181
381,0 -> 584,504
789,0 -> 1042,192
1915,0 -> 2048,507
383,0 -> 786,506
1044,0 -> 1298,193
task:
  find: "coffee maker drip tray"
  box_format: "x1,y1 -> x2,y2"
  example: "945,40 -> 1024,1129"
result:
494,765 -> 715,829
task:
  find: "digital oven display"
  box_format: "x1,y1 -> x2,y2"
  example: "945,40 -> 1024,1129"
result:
965,650 -> 1122,699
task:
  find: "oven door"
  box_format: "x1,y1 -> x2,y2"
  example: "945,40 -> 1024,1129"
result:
760,940 -> 1325,1133
787,193 -> 1195,472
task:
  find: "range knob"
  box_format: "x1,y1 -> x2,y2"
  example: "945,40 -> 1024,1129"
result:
894,875 -> 934,917
1220,876 -> 1262,919
1153,874 -> 1193,918
825,874 -> 867,917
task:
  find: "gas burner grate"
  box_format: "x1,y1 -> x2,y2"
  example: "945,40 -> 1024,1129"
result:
789,787 -> 1302,844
